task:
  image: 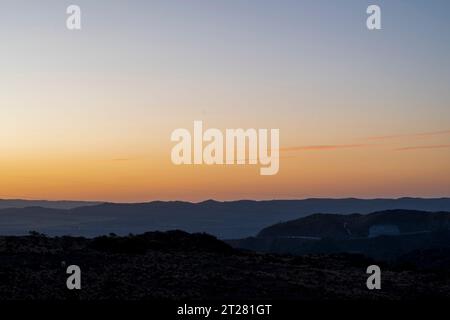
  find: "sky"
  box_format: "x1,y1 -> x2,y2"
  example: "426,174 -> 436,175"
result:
1,0 -> 450,202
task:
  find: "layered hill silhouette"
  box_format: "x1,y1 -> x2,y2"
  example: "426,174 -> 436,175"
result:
1,203 -> 450,300
258,209 -> 450,239
229,210 -> 450,260
1,198 -> 450,238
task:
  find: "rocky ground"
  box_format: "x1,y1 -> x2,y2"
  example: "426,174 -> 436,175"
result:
0,230 -> 449,300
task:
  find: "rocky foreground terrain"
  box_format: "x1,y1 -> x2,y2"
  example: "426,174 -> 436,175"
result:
0,230 -> 449,300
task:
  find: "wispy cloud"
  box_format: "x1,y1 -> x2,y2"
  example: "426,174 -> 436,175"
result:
395,144 -> 450,151
367,130 -> 450,141
280,129 -> 450,154
280,144 -> 369,152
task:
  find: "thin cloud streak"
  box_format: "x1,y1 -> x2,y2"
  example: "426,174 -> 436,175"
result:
280,144 -> 369,152
367,130 -> 450,141
395,144 -> 450,151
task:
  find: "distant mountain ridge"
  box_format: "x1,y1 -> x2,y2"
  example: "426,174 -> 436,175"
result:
0,199 -> 101,210
1,198 -> 450,238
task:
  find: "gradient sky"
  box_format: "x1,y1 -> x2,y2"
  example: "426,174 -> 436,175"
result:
1,0 -> 450,202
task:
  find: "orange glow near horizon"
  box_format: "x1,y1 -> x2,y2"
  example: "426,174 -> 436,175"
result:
1,133 -> 450,202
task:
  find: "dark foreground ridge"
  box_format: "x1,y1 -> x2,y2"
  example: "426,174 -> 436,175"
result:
0,230 -> 449,300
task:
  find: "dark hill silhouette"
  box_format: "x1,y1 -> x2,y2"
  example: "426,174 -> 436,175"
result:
0,231 -> 449,300
258,209 -> 450,239
229,210 -> 450,260
1,198 -> 450,238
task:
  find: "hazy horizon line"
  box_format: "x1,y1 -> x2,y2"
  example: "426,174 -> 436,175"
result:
2,196 -> 450,205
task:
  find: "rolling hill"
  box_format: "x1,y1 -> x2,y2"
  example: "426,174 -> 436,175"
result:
1,198 -> 450,239
229,210 -> 450,260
